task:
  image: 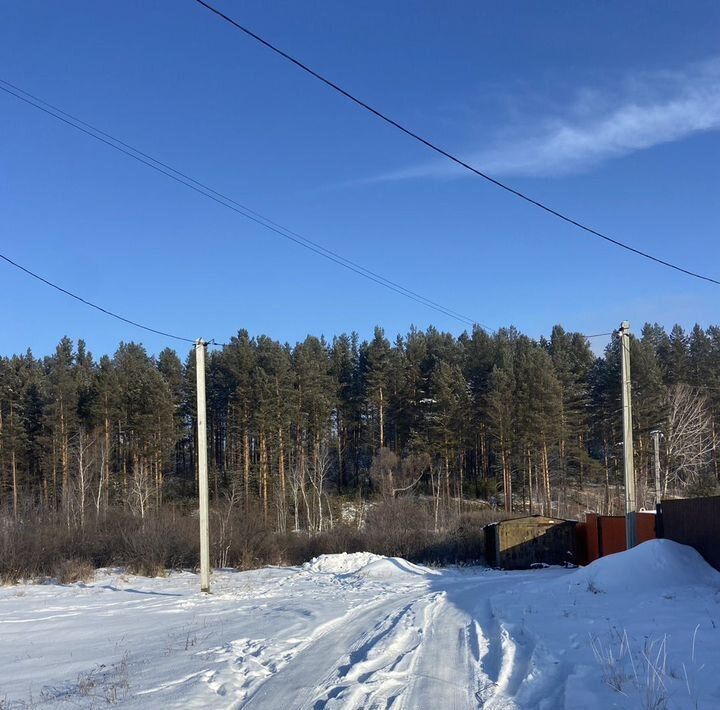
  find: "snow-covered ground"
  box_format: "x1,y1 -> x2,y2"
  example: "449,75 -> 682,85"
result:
1,541 -> 719,708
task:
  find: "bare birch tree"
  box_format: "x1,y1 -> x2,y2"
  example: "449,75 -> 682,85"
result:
369,448 -> 399,500
288,461 -> 303,532
128,458 -> 152,519
71,427 -> 97,527
665,384 -> 714,494
309,443 -> 332,532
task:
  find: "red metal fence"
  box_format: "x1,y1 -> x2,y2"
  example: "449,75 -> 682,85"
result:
571,497 -> 720,569
576,513 -> 657,565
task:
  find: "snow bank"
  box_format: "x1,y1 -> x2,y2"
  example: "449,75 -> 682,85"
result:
301,552 -> 437,580
302,551 -> 382,575
568,539 -> 720,594
359,557 -> 439,580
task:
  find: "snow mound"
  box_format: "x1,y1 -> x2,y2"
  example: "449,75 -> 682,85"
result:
302,552 -> 437,580
359,557 -> 439,580
568,539 -> 720,594
302,552 -> 383,575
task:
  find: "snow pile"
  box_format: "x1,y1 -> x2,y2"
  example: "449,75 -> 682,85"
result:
485,542 -> 720,707
301,552 -> 437,580
358,556 -> 438,580
302,551 -> 383,575
568,539 -> 720,594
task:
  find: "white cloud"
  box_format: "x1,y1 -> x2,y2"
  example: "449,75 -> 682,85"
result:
372,58 -> 720,181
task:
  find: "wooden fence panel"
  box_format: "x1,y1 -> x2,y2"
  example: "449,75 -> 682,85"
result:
658,496 -> 720,572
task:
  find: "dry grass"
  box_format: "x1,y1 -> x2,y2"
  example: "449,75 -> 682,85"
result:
40,653 -> 130,706
0,497 -> 515,582
53,559 -> 95,585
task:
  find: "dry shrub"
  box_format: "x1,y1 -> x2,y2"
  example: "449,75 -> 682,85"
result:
281,524 -> 366,566
420,512 -> 487,565
360,501 -> 516,565
121,509 -> 197,574
53,558 -> 95,584
212,501 -> 283,570
0,507 -> 197,582
0,513 -> 70,583
126,560 -> 166,577
364,498 -> 433,559
0,497 -> 518,583
280,499 -> 494,566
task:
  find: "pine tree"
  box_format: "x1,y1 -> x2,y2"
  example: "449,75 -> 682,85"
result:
3,319 -> 720,525
330,333 -> 361,491
547,326 -> 594,497
361,327 -> 392,451
460,326 -> 495,491
45,337 -> 79,512
486,337 -> 515,513
218,331 -> 256,502
293,336 -> 334,530
93,354 -> 119,513
0,356 -> 30,517
633,331 -> 667,507
663,324 -> 690,386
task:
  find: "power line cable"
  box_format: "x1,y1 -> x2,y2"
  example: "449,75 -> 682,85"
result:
0,253 -> 196,344
0,80 -> 615,346
0,79 -> 476,327
0,79 -> 487,330
584,331 -> 614,339
192,0 -> 720,288
0,247 -> 612,350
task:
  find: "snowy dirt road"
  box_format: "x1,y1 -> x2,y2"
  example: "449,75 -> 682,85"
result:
2,543 -> 720,709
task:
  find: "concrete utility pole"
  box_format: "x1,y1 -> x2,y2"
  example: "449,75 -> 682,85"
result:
619,321 -> 636,549
195,339 -> 211,593
651,429 -> 662,506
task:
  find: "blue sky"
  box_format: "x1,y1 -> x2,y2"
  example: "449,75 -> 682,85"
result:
1,0 -> 719,358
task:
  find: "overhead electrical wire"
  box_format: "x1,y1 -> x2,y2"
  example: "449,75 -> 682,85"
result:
191,0 -> 720,288
0,79 -> 487,331
0,252 -> 196,344
0,236 -> 613,347
0,79 -> 614,346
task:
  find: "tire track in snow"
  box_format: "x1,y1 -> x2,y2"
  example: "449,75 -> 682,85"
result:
198,606 -> 371,706
128,590 -> 396,707
239,575 -> 543,710
309,591 -> 445,709
400,580 -> 501,710
402,574 -> 550,710
2,565 -> 578,709
475,577 -> 572,710
241,588 -> 431,709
